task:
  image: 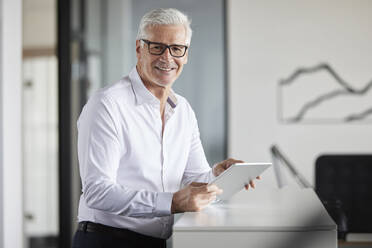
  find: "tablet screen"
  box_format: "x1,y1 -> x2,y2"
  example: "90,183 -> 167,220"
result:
210,162 -> 271,201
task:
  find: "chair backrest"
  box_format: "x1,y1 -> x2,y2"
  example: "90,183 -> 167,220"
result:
315,155 -> 372,233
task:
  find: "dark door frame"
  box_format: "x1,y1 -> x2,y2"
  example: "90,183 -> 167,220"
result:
58,0 -> 73,247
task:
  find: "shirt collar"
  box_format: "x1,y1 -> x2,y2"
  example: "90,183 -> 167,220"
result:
129,67 -> 178,109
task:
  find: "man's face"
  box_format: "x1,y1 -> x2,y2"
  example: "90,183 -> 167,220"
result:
136,25 -> 189,88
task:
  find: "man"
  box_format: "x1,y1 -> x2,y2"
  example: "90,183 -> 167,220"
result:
72,8 -> 258,248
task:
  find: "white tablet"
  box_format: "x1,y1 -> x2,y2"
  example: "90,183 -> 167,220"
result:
209,162 -> 271,201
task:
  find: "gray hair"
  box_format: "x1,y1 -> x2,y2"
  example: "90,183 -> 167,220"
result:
136,8 -> 192,45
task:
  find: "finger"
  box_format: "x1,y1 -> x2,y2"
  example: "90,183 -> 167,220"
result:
227,158 -> 244,165
227,157 -> 243,162
221,159 -> 234,169
207,193 -> 217,202
193,193 -> 217,209
196,195 -> 216,207
198,192 -> 217,200
250,180 -> 255,189
223,160 -> 243,170
221,158 -> 239,169
206,184 -> 223,194
209,195 -> 217,204
224,163 -> 233,169
244,184 -> 250,190
206,194 -> 217,204
192,185 -> 209,194
190,182 -> 208,187
193,184 -> 219,194
197,201 -> 212,211
232,159 -> 244,165
256,176 -> 261,180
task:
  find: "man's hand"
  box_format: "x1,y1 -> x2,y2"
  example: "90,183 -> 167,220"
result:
212,158 -> 244,177
171,182 -> 222,214
212,158 -> 261,190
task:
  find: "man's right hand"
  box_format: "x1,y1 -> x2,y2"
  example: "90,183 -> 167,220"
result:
171,182 -> 223,214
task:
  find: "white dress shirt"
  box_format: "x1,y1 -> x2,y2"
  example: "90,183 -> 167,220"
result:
77,67 -> 215,239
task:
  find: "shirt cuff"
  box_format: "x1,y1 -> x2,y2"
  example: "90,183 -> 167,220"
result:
154,192 -> 173,216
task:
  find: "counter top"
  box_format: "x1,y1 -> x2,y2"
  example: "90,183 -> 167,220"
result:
173,188 -> 336,232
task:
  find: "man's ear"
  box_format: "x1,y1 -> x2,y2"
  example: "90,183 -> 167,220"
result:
183,49 -> 189,64
136,40 -> 141,58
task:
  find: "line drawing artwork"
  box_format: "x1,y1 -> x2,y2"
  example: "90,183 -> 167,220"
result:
278,63 -> 372,123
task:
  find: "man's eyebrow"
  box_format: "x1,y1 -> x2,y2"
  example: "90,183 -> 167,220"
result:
172,43 -> 187,47
151,41 -> 187,47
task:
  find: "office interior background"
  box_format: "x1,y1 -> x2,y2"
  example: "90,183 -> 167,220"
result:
0,0 -> 371,247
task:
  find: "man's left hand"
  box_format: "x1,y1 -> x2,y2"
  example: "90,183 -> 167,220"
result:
212,158 -> 261,190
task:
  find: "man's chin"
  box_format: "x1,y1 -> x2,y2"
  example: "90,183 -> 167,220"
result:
152,75 -> 176,88
153,80 -> 174,88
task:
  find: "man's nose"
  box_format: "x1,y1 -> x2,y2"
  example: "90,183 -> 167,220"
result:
160,47 -> 172,60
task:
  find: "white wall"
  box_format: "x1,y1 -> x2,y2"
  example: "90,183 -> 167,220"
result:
228,0 -> 372,187
0,0 -> 23,247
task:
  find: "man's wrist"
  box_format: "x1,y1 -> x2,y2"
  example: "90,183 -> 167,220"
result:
171,191 -> 180,214
171,194 -> 175,214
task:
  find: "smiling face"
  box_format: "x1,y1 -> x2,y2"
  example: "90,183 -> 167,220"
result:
136,25 -> 189,89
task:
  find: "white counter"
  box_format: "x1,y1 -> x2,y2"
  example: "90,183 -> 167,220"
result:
172,188 -> 337,248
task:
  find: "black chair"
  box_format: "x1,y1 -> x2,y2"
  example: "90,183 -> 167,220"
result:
315,155 -> 372,239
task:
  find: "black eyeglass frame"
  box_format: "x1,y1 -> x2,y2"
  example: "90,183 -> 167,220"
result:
141,39 -> 188,58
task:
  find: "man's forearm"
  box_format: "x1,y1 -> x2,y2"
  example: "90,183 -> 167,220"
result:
83,179 -> 172,217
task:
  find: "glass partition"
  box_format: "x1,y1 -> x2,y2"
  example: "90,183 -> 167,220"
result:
59,0 -> 227,246
83,0 -> 227,165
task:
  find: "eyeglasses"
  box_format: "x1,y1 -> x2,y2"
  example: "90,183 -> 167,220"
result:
141,39 -> 188,58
